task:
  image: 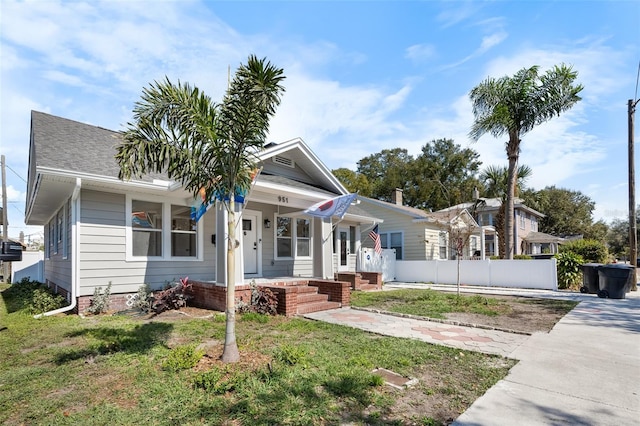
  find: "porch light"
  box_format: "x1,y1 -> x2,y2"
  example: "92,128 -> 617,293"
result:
264,218 -> 271,229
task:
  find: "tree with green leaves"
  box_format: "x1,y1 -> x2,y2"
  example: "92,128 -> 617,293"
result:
331,168 -> 372,196
469,64 -> 583,259
535,186 -> 595,237
116,55 -> 286,363
408,138 -> 482,211
356,148 -> 414,202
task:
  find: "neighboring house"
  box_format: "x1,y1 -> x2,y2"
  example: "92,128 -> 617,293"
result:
522,231 -> 565,256
357,189 -> 482,261
25,111 -> 376,309
439,197 -> 544,257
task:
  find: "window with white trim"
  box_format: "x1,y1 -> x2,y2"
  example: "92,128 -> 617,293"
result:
275,215 -> 312,258
380,231 -> 403,260
519,212 -> 526,229
171,205 -> 196,257
439,231 -> 448,260
132,200 -> 163,257
128,197 -> 200,260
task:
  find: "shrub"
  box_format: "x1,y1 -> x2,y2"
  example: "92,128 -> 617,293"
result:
514,254 -> 533,260
152,277 -> 192,313
274,343 -> 307,367
29,286 -> 66,315
193,366 -> 238,394
236,281 -> 278,315
85,282 -> 112,315
162,344 -> 204,372
560,239 -> 608,263
127,284 -> 154,313
555,252 -> 585,290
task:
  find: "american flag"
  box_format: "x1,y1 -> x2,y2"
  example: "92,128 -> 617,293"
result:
369,224 -> 382,255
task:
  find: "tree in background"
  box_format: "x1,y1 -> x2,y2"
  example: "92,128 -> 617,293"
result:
116,55 -> 286,363
331,168 -> 372,197
469,64 -> 583,259
356,148 -> 414,203
340,140 -> 482,211
534,186 -> 595,237
407,138 -> 481,210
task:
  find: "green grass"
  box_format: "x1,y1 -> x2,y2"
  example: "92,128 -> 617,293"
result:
0,283 -> 515,425
351,288 -> 512,318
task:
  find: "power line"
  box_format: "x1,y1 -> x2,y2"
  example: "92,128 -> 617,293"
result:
5,164 -> 27,184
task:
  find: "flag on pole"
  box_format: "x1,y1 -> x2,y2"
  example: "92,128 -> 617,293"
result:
304,193 -> 357,220
369,224 -> 382,255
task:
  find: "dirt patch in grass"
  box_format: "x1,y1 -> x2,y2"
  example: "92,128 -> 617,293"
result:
443,294 -> 578,334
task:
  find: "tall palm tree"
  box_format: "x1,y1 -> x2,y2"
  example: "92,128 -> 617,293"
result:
469,64 -> 582,259
480,164 -> 532,257
116,55 -> 285,363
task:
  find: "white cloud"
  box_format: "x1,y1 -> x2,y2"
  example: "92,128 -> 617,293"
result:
406,44 -> 436,61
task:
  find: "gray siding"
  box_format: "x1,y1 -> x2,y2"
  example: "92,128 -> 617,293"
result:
44,198 -> 72,292
78,189 -> 216,295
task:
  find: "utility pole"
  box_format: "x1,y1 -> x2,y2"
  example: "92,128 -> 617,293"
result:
630,99 -> 639,290
2,155 -> 8,282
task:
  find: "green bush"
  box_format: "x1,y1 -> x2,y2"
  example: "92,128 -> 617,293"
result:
193,366 -> 238,394
560,239 -> 608,263
555,252 -> 585,290
85,282 -> 112,315
30,287 -> 66,314
162,344 -> 204,372
4,278 -> 67,314
514,254 -> 533,260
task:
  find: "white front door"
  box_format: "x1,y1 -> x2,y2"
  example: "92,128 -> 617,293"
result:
337,226 -> 350,271
242,213 -> 259,275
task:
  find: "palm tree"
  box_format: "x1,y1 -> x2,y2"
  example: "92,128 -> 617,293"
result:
480,164 -> 532,258
116,55 -> 285,363
469,64 -> 582,259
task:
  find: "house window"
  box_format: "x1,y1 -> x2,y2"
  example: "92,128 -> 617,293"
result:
380,231 -> 403,260
171,205 -> 196,257
531,217 -> 538,232
349,226 -> 356,254
276,216 -> 292,258
520,213 -> 526,229
128,197 -> 200,260
439,231 -> 448,260
275,215 -> 312,258
479,213 -> 492,226
296,218 -> 311,257
131,200 -> 163,257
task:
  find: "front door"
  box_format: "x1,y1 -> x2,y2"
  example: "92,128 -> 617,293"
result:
242,214 -> 258,275
337,227 -> 350,271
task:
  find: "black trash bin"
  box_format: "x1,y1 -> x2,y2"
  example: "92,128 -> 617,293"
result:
597,264 -> 634,299
580,263 -> 602,294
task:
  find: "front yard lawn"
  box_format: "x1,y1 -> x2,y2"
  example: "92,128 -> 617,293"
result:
0,283 -> 515,426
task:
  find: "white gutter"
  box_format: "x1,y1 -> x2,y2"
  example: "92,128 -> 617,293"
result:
35,178 -> 81,318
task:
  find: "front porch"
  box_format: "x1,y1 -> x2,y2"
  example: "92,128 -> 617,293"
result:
190,277 -> 351,317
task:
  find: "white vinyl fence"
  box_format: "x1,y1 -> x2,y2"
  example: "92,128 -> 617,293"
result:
393,259 -> 557,290
359,248 -> 397,282
11,251 -> 45,283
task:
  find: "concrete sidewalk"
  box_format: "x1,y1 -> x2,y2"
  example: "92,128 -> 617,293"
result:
304,286 -> 640,425
453,290 -> 640,426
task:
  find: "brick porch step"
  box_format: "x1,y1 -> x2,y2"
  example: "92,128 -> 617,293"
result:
297,292 -> 331,304
355,284 -> 379,291
297,300 -> 341,315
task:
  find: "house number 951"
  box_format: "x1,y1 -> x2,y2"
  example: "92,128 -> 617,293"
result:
278,196 -> 289,203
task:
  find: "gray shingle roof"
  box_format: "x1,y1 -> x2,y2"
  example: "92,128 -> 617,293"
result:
31,111 -> 125,178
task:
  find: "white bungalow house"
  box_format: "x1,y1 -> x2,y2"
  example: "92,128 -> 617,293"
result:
25,111 -> 378,313
357,189 -> 482,261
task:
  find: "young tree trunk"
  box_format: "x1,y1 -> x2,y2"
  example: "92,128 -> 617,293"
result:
221,197 -> 240,363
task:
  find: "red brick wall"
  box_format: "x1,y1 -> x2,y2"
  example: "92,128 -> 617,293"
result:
189,280 -> 252,312
360,272 -> 382,289
309,279 -> 350,306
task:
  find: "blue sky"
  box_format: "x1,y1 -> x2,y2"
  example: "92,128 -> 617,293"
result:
1,0 -> 639,241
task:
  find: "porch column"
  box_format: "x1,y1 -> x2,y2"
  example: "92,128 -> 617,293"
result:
215,201 -> 244,286
321,218 -> 334,279
480,226 -> 486,260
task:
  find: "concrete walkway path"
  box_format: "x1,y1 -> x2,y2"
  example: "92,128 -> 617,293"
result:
304,285 -> 640,425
